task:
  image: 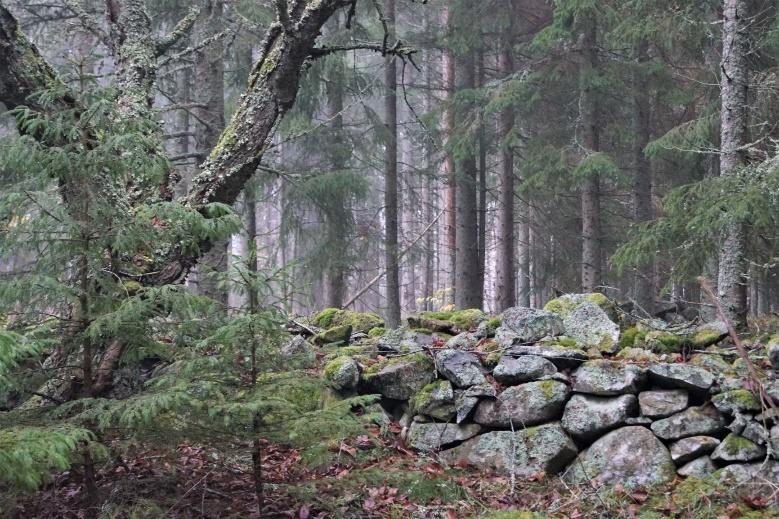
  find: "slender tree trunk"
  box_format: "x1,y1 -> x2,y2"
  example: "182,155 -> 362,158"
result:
477,48 -> 487,299
717,0 -> 750,328
454,49 -> 482,309
383,0 -> 401,326
632,39 -> 654,313
578,15 -> 602,292
441,3 -> 457,304
423,32 -> 435,311
495,24 -> 516,312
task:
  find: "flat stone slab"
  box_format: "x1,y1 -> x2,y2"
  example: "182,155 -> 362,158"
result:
493,355 -> 557,385
504,344 -> 588,369
669,436 -> 720,465
572,360 -> 646,396
638,389 -> 689,419
435,349 -> 486,388
650,405 -> 726,440
647,363 -> 714,393
407,421 -> 481,452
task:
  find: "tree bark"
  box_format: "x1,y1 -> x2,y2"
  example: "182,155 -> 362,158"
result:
495,23 -> 516,312
717,0 -> 750,328
632,39 -> 654,313
384,0 -> 401,327
454,48 -> 482,309
578,14 -> 602,292
441,3 -> 457,304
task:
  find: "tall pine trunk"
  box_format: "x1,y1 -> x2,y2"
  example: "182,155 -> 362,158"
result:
579,15 -> 602,292
717,0 -> 750,327
441,3 -> 457,304
495,26 -> 516,311
454,49 -> 482,309
384,0 -> 401,327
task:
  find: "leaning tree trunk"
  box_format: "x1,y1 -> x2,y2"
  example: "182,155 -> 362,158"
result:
717,0 -> 750,328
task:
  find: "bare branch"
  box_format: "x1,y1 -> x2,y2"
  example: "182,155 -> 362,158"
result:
63,0 -> 111,47
309,41 -> 417,60
155,5 -> 201,56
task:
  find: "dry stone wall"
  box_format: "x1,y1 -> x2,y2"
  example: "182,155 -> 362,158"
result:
308,296 -> 779,489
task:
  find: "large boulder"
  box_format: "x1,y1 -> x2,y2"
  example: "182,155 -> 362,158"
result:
323,356 -> 360,391
711,433 -> 766,462
544,293 -> 620,352
411,380 -> 455,421
362,353 -> 435,400
564,426 -> 676,487
407,421 -> 481,452
768,337 -> 779,371
493,355 -> 557,385
498,307 -> 564,344
445,422 -> 577,477
503,343 -> 588,369
650,405 -> 727,440
572,360 -> 646,396
435,349 -> 486,388
638,389 -> 689,419
281,335 -> 316,368
473,380 -> 569,428
561,394 -> 637,442
669,436 -> 721,465
647,363 -> 714,393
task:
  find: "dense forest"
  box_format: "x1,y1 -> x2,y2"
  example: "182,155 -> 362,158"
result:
3,0 -> 779,517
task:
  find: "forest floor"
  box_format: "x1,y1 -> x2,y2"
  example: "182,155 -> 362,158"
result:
5,421 -> 779,519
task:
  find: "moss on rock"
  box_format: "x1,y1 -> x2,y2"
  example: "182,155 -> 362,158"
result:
313,308 -> 384,334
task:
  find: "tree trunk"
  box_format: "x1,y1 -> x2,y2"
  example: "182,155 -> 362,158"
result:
384,0 -> 401,327
717,0 -> 750,328
578,15 -> 602,292
454,49 -> 482,309
495,24 -> 516,312
441,3 -> 457,304
632,39 -> 654,314
477,48 -> 488,300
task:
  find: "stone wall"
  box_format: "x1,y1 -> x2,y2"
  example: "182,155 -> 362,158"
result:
310,295 -> 779,488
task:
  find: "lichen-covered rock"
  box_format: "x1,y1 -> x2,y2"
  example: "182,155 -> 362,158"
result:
362,353 -> 435,400
543,292 -> 618,322
407,421 -> 481,452
377,329 -> 432,354
689,352 -> 731,373
474,316 -> 501,339
561,394 -> 637,442
281,335 -> 316,367
647,363 -> 715,393
638,389 -> 689,419
742,420 -> 769,445
615,347 -> 659,363
688,321 -> 728,348
768,337 -> 779,371
498,307 -> 564,344
493,355 -> 557,385
651,405 -> 726,440
503,343 -> 588,369
562,301 -> 621,353
677,456 -> 716,478
435,349 -> 486,388
716,460 -> 779,485
712,389 -> 762,415
454,383 -> 497,423
564,426 -> 676,487
313,308 -> 384,334
711,433 -> 766,462
572,360 -> 646,396
323,356 -> 360,391
473,380 -> 569,428
411,380 -> 455,421
445,422 -> 577,477
669,436 -> 721,465
313,324 -> 352,345
445,332 -> 479,350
